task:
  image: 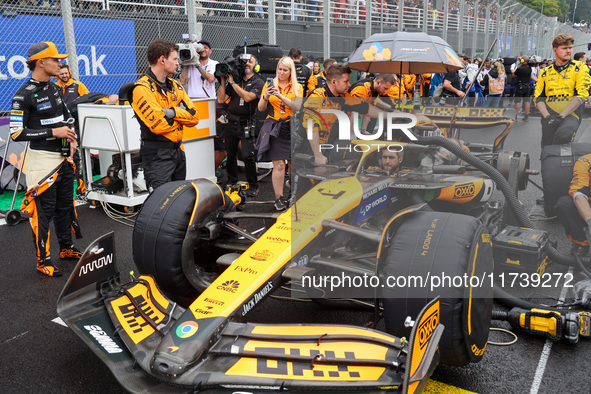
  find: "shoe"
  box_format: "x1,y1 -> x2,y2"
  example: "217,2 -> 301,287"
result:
282,195 -> 292,207
37,257 -> 62,277
274,196 -> 287,211
257,168 -> 272,181
215,168 -> 224,184
60,245 -> 83,260
523,114 -> 529,122
245,185 -> 259,198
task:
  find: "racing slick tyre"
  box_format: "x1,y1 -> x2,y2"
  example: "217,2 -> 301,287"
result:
380,211 -> 493,366
133,180 -> 231,297
541,143 -> 591,217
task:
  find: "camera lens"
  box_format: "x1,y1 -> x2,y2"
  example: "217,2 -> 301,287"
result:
215,63 -> 229,77
179,49 -> 192,62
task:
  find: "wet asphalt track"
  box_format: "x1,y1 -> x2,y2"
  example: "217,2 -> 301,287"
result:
1,114 -> 591,393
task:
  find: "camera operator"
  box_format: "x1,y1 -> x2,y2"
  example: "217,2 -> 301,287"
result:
217,54 -> 264,197
180,39 -> 218,99
514,56 -> 532,121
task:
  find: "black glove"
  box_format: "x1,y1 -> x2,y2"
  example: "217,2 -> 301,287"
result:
544,114 -> 564,126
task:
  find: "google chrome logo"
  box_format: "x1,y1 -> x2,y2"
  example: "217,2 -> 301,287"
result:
176,321 -> 199,338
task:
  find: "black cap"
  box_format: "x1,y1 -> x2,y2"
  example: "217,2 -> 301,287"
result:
198,40 -> 212,49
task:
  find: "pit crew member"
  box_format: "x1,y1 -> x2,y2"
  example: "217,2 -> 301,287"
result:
534,33 -> 591,147
55,63 -> 89,107
130,39 -> 200,193
557,154 -> 591,257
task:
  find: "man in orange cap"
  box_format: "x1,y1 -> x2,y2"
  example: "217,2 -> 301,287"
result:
10,41 -> 83,277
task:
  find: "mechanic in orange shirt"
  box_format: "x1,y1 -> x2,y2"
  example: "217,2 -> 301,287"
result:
350,73 -> 395,133
129,39 -> 199,193
55,63 -> 89,107
307,58 -> 337,96
557,154 -> 591,256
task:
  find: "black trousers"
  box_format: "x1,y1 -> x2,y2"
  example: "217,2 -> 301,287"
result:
557,195 -> 588,245
225,118 -> 258,186
541,114 -> 580,148
34,162 -> 74,261
141,143 -> 186,193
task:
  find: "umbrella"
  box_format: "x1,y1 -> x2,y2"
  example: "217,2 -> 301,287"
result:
345,32 -> 464,74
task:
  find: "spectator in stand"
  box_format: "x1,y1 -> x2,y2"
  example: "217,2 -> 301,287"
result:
307,0 -> 319,21
56,63 -> 89,107
308,58 -> 336,95
37,0 -> 55,7
335,0 -> 347,23
256,57 -> 303,211
254,0 -> 264,18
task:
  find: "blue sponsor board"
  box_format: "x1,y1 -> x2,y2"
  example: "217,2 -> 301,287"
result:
353,189 -> 391,224
0,15 -> 136,111
505,36 -> 512,57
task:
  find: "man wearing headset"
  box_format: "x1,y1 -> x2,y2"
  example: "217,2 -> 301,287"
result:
534,33 -> 591,147
217,54 -> 263,197
129,39 -> 200,193
56,63 -> 89,107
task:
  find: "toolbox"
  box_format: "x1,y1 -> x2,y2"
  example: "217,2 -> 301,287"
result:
492,226 -> 550,274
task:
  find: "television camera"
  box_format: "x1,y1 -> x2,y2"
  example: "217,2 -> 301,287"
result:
178,35 -> 204,66
214,53 -> 255,83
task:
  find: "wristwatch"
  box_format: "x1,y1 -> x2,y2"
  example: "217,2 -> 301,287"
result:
229,80 -> 235,85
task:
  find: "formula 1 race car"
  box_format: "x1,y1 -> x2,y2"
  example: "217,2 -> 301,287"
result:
57,121 -> 543,393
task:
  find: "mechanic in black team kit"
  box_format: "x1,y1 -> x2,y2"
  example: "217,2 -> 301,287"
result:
10,42 -> 82,277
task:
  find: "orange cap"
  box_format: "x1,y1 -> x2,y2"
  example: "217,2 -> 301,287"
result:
28,42 -> 68,61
